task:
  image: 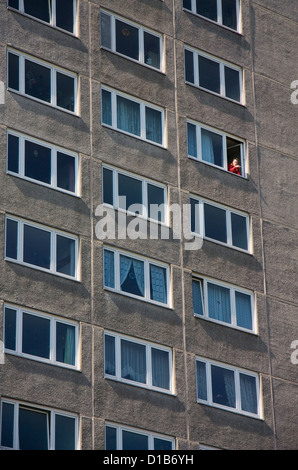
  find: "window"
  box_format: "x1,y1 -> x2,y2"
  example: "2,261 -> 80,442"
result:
7,49 -> 78,113
104,332 -> 173,393
7,131 -> 78,194
0,400 -> 78,450
105,423 -> 175,450
4,304 -> 79,368
187,120 -> 245,176
183,0 -> 240,32
190,196 -> 250,252
102,165 -> 167,223
192,277 -> 255,332
196,358 -> 261,417
8,0 -> 77,34
103,247 -> 170,306
5,216 -> 79,279
101,87 -> 165,146
100,10 -> 163,71
184,47 -> 243,103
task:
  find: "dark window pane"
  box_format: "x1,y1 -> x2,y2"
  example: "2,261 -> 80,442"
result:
23,224 -> 51,269
231,212 -> 248,249
151,348 -> 170,389
104,335 -> 116,376
105,426 -> 117,450
117,96 -> 140,136
201,128 -> 223,167
240,373 -> 258,414
121,339 -> 146,383
56,322 -> 76,365
1,402 -> 15,448
184,49 -> 194,83
6,218 -> 18,260
25,59 -> 51,102
102,89 -> 112,125
7,134 -> 19,173
24,140 -> 51,184
235,291 -> 252,330
199,55 -> 220,94
8,52 -> 19,91
120,255 -> 145,297
211,365 -> 236,408
56,235 -> 76,277
144,31 -> 160,69
150,264 -> 167,304
101,12 -> 111,48
8,0 -> 19,8
116,20 -> 139,60
104,250 -> 115,288
103,168 -> 114,205
190,198 -> 200,234
55,414 -> 76,450
145,106 -> 162,144
196,0 -> 217,21
118,174 -> 142,213
222,0 -> 238,30
225,66 -> 240,102
183,0 -> 192,10
56,72 -> 75,111
19,408 -> 48,450
154,438 -> 172,451
4,307 -> 17,351
204,203 -> 227,243
192,280 -> 204,316
24,0 -> 50,23
56,0 -> 74,33
187,122 -> 197,158
57,152 -> 75,192
122,430 -> 148,450
147,184 -> 165,222
22,313 -> 50,359
196,360 -> 207,401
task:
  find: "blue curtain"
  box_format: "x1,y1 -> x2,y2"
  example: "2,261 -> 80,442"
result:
151,348 -> 170,390
192,280 -> 204,315
208,282 -> 231,323
235,291 -> 252,330
104,250 -> 115,288
121,339 -> 146,383
201,129 -> 215,163
145,107 -> 162,144
240,373 -> 258,414
150,264 -> 167,304
117,96 -> 140,136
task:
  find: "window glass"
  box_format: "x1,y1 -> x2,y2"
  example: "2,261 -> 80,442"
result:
22,313 -> 50,359
147,184 -> 165,222
101,12 -> 112,49
121,339 -> 146,383
192,279 -> 204,316
150,264 -> 167,304
4,307 -> 17,351
56,0 -> 74,33
102,89 -> 112,126
120,255 -> 145,297
201,128 -> 223,166
55,414 -> 76,450
151,347 -> 170,390
1,402 -> 15,448
183,0 -> 192,10
122,430 -> 148,450
196,0 -> 217,21
8,0 -> 19,8
8,52 -> 19,91
235,291 -> 252,330
222,0 -> 237,30
25,59 -> 51,103
7,134 -> 19,174
240,374 -> 258,414
103,167 -> 114,205
118,174 -> 143,213
204,204 -> 227,243
24,0 -> 50,23
24,140 -> 51,184
154,438 -> 172,451
199,55 -> 220,94
57,152 -> 75,192
144,31 -> 160,69
23,224 -> 51,269
211,365 -> 236,408
208,282 -> 231,323
105,334 -> 116,376
116,20 -> 139,61
56,72 -> 75,111
190,198 -> 200,234
184,49 -> 194,83
6,218 -> 18,260
224,66 -> 240,102
187,122 -> 197,158
105,426 -> 117,450
231,212 -> 248,250
145,106 -> 162,144
227,137 -> 242,174
56,235 -> 76,277
104,250 -> 115,288
19,408 -> 48,450
56,322 -> 76,365
196,360 -> 207,401
117,96 -> 140,136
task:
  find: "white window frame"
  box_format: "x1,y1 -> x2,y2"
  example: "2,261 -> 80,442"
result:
190,195 -> 251,253
105,422 -> 175,450
7,48 -> 79,115
3,303 -> 80,369
103,246 -> 171,307
195,357 -> 262,418
192,276 -> 256,333
7,0 -> 78,36
104,331 -> 174,394
101,86 -> 166,147
100,10 -> 164,72
183,0 -> 241,33
6,130 -> 79,196
187,119 -> 246,177
184,46 -> 244,104
5,216 -> 79,280
0,399 -> 79,450
102,164 -> 168,225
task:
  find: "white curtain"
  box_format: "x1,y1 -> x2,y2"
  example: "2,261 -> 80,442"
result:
240,373 -> 258,414
121,340 -> 146,383
208,283 -> 231,323
117,96 -> 140,136
120,255 -> 145,296
151,348 -> 170,390
235,291 -> 252,330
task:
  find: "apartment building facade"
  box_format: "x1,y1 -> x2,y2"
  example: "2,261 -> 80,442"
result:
0,0 -> 297,450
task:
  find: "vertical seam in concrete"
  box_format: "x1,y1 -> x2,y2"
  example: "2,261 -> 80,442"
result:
249,0 -> 277,449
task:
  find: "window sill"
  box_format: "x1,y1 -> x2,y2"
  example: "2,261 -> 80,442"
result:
188,155 -> 248,180
182,8 -> 243,36
102,122 -> 166,150
193,313 -> 258,336
7,171 -> 80,198
100,47 -> 166,75
104,286 -> 173,310
105,375 -> 176,397
185,80 -> 245,107
5,257 -> 80,282
197,400 -> 263,420
4,350 -> 81,371
101,203 -> 169,228
191,233 -> 252,255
